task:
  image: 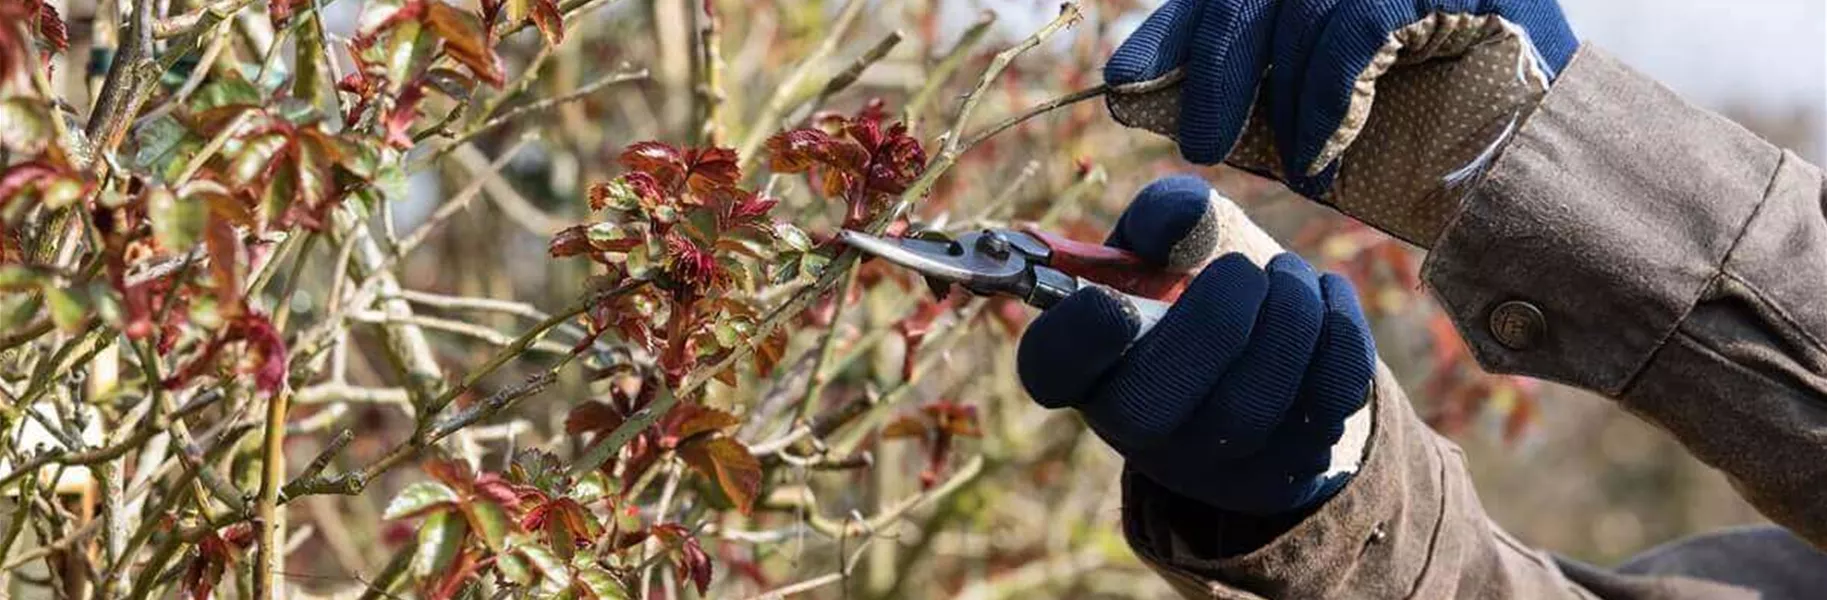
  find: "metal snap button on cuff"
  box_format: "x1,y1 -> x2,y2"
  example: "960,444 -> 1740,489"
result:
1489,300 -> 1545,350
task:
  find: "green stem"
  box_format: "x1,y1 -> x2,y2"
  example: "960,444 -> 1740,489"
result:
795,268 -> 860,422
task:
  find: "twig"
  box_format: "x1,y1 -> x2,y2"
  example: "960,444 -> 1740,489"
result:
940,4 -> 1084,159
478,45 -> 554,125
390,290 -> 552,321
733,0 -> 870,169
347,311 -> 574,354
396,136 -> 538,260
84,0 -> 161,171
152,0 -> 257,38
451,143 -> 571,235
134,19 -> 235,128
173,109 -> 254,186
959,84 -> 1109,151
293,385 -> 410,405
355,544 -> 417,600
691,1 -> 726,145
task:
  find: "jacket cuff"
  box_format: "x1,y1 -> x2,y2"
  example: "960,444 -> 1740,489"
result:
1119,364 -> 1445,598
1419,46 -> 1782,395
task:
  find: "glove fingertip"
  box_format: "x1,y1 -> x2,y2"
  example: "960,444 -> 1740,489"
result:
1109,176 -> 1217,268
1017,287 -> 1138,409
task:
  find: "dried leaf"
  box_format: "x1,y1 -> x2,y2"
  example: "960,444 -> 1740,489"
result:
565,401 -> 624,437
678,436 -> 759,514
666,404 -> 739,441
423,2 -> 505,87
202,218 -> 244,309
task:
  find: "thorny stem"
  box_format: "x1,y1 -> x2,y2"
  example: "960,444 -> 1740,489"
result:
692,0 -> 726,145
254,383 -> 293,600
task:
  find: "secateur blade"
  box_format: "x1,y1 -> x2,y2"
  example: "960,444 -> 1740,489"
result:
835,229 -> 1033,300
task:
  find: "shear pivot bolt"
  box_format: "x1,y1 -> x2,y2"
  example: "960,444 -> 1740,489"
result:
976,230 -> 1012,259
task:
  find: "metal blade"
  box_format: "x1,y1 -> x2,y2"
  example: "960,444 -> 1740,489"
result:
835,230 -> 980,284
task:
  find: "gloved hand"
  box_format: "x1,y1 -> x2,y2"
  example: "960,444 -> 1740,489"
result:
1103,0 -> 1577,245
1017,176 -> 1376,516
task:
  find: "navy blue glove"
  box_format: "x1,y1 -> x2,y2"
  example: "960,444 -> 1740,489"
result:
1017,176 -> 1375,515
1106,0 -> 1576,197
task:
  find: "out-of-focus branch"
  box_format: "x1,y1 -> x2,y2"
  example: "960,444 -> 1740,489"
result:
253,388 -> 292,600
801,30 -> 905,122
349,310 -> 574,354
152,0 -> 257,38
733,0 -> 869,169
427,67 -> 649,165
294,384 -> 411,405
451,143 -> 572,235
764,455 -> 984,539
904,11 -> 996,128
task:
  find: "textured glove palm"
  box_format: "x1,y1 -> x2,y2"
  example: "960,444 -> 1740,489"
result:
1016,177 -> 1376,516
1105,0 -> 1577,245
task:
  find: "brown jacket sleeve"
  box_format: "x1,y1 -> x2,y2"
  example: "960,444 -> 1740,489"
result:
1120,46 -> 1826,599
1422,47 -> 1827,546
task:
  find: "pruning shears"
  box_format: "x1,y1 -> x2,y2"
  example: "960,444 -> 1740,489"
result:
836,226 -> 1194,340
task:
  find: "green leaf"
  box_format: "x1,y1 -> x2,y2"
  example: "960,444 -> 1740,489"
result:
413,509 -> 468,578
384,22 -> 426,93
576,567 -> 626,599
570,472 -> 610,504
229,134 -> 289,187
193,73 -> 264,113
0,266 -> 42,289
84,281 -> 121,326
44,287 -> 85,333
465,500 -> 512,552
148,186 -> 205,251
133,116 -> 193,178
773,223 -> 811,252
505,0 -> 531,23
383,481 -> 459,519
684,209 -> 719,245
294,13 -> 330,104
497,551 -> 534,586
624,241 -> 651,279
517,539 -> 568,589
0,98 -> 50,154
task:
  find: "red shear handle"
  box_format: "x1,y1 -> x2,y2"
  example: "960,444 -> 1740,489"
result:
1019,227 -> 1193,303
